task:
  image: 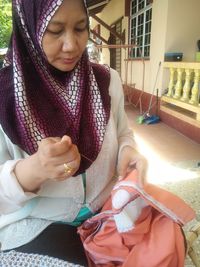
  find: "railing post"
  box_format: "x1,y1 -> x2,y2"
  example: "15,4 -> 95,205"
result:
189,69 -> 200,105
173,68 -> 183,99
167,67 -> 176,97
181,68 -> 192,102
162,62 -> 200,128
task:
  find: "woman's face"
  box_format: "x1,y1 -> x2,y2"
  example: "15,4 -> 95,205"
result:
42,0 -> 89,72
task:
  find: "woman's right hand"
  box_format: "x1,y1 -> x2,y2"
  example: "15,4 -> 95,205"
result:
14,135 -> 81,192
36,135 -> 80,181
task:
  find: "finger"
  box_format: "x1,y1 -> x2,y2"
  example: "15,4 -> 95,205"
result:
61,159 -> 80,178
54,135 -> 72,155
60,135 -> 72,147
38,137 -> 60,156
40,137 -> 62,145
118,162 -> 130,178
42,136 -> 72,157
53,177 -> 69,182
135,159 -> 148,187
49,161 -> 78,181
126,160 -> 137,173
53,144 -> 80,164
118,159 -> 137,178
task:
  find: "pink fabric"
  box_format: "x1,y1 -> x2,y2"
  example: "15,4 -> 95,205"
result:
78,170 -> 195,267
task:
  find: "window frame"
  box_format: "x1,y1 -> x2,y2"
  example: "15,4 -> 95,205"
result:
129,0 -> 152,59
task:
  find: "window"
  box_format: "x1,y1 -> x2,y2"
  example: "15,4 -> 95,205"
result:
130,0 -> 152,58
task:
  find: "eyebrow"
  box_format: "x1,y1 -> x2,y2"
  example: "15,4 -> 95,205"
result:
49,18 -> 87,26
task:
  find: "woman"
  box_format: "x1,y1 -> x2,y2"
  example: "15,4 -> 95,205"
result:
0,0 -> 146,265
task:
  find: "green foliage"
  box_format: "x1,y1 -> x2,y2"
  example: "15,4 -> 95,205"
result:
0,0 -> 12,48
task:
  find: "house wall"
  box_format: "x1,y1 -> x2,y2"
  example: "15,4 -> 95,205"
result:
90,0 -> 200,142
165,0 -> 200,62
142,0 -> 200,95
161,0 -> 200,93
91,0 -> 200,94
149,0 -> 168,96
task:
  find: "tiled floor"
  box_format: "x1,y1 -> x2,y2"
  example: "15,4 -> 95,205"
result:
125,105 -> 200,183
126,105 -> 200,162
125,105 -> 200,267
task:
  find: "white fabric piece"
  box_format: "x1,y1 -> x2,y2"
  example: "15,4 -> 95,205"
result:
114,195 -> 147,233
112,189 -> 130,209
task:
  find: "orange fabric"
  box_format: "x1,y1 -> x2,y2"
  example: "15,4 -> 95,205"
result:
78,170 -> 195,267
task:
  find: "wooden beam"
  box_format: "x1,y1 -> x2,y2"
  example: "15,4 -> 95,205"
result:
87,0 -> 109,10
91,14 -> 124,43
125,0 -> 130,17
95,44 -> 137,49
90,29 -> 108,44
89,38 -> 100,45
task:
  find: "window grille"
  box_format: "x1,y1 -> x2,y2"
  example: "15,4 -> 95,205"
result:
130,0 -> 152,58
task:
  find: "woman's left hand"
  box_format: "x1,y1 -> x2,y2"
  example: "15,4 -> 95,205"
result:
117,146 -> 148,187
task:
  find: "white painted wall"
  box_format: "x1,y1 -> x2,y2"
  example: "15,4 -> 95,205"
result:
161,0 -> 200,94
90,0 -> 200,96
166,0 -> 200,61
149,0 -> 168,95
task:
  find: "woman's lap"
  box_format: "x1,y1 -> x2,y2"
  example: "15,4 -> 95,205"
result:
9,223 -> 87,266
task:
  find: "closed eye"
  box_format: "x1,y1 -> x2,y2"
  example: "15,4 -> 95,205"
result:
75,26 -> 88,32
46,29 -> 63,35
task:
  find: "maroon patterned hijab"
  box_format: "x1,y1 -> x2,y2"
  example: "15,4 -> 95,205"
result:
0,0 -> 111,175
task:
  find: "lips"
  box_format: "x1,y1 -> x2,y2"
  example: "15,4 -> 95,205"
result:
62,57 -> 77,64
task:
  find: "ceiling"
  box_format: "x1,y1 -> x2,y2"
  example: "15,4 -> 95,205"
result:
86,0 -> 110,15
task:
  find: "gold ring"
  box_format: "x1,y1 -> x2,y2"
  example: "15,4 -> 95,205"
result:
63,163 -> 73,174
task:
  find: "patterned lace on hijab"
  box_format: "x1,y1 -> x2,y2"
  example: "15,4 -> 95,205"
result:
0,0 -> 111,175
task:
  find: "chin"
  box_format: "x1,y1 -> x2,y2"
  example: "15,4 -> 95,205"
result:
56,63 -> 78,72
59,66 -> 75,72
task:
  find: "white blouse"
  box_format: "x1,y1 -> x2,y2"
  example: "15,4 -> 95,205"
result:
0,68 -> 136,250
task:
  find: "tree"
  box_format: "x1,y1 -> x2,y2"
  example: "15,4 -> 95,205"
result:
0,0 -> 12,48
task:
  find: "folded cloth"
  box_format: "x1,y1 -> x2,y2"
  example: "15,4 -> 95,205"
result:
78,169 -> 195,267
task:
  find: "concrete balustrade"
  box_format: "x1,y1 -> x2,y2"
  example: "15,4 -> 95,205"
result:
161,62 -> 200,127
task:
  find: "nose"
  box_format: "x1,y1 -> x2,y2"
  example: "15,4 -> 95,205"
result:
62,32 -> 77,52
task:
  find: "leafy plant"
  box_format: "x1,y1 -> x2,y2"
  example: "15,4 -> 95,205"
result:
0,0 -> 12,48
